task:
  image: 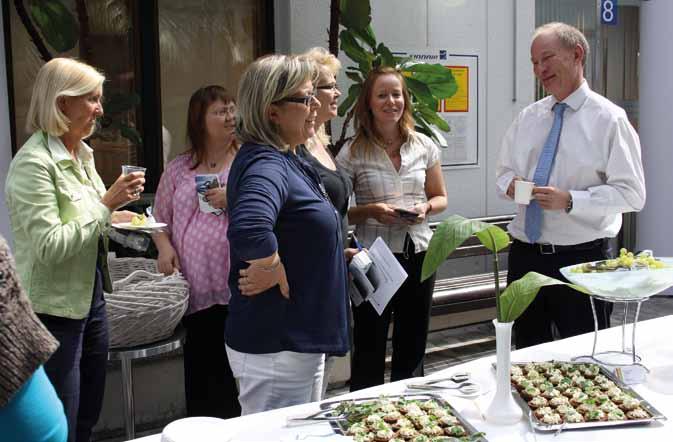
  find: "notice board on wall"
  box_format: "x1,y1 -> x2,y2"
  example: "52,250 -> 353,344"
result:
394,49 -> 479,167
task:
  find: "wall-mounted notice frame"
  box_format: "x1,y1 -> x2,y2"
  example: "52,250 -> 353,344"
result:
394,49 -> 479,167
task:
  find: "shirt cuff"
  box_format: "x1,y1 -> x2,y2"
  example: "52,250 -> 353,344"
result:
496,172 -> 515,199
567,190 -> 590,214
235,235 -> 278,261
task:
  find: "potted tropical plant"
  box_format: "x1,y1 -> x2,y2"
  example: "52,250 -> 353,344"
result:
421,215 -> 589,424
330,0 -> 458,153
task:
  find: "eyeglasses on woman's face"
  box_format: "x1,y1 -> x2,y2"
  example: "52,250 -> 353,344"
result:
316,83 -> 339,92
277,92 -> 318,107
209,104 -> 236,118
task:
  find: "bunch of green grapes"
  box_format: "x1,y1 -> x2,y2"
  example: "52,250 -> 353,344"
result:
571,248 -> 667,273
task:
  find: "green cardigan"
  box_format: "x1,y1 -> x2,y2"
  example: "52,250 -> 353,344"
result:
5,132 -> 113,319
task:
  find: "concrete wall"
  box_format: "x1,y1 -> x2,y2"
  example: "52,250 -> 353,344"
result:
637,0 -> 673,257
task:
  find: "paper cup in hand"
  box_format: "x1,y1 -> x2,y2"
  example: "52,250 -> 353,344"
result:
514,180 -> 535,205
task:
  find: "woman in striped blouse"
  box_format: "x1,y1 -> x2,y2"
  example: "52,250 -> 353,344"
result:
337,66 -> 448,391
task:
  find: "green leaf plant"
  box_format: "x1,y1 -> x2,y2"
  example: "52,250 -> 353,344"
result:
421,215 -> 591,323
333,0 -> 457,153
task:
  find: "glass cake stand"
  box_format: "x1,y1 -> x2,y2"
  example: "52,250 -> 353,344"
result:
560,258 -> 673,381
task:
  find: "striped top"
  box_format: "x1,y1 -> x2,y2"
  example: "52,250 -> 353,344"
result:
336,132 -> 440,253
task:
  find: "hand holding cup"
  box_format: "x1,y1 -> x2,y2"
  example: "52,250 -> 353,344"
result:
101,168 -> 146,210
514,180 -> 535,205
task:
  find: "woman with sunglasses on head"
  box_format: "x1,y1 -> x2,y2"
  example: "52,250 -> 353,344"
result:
336,66 -> 448,391
225,55 -> 350,414
152,86 -> 241,418
295,48 -> 352,240
296,47 -> 358,398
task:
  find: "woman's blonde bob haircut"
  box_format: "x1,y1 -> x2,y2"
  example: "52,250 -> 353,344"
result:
236,54 -> 317,151
300,47 -> 341,147
26,57 -> 105,136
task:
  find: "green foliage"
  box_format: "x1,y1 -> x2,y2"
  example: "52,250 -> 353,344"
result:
339,0 -> 372,31
29,0 -> 78,52
93,92 -> 142,145
422,215 -> 508,282
499,272 -> 590,322
422,215 -> 590,323
336,0 -> 457,147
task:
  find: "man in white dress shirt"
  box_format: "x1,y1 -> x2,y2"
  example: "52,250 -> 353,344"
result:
496,22 -> 646,348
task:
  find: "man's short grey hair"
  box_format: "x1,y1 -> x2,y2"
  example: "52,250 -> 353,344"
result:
236,54 -> 318,151
533,22 -> 590,66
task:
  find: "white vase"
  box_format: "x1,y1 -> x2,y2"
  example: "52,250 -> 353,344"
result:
485,319 -> 523,424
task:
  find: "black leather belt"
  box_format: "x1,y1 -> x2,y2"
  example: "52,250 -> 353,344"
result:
512,238 -> 605,255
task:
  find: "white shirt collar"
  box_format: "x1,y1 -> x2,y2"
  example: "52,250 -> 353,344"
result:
548,80 -> 590,112
47,134 -> 94,163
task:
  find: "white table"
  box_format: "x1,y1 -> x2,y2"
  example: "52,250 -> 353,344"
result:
134,315 -> 673,441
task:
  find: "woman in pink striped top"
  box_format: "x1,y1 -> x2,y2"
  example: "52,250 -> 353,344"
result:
152,86 -> 240,418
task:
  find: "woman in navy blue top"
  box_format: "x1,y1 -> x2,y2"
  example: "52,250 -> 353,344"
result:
225,55 -> 349,415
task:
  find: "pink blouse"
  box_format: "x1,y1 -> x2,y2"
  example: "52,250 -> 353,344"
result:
154,154 -> 230,315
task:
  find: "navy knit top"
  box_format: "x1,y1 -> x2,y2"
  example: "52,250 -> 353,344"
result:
225,143 -> 350,355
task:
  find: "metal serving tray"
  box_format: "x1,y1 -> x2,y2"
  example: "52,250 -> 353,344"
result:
509,360 -> 666,432
317,393 -> 488,441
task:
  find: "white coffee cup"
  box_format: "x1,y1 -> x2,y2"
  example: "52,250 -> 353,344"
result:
514,180 -> 535,205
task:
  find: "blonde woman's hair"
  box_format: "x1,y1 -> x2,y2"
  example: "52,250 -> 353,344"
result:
350,66 -> 415,158
236,54 -> 318,151
533,22 -> 590,66
300,47 -> 341,148
26,58 -> 105,136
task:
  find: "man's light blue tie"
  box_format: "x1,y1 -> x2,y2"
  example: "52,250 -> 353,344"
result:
524,102 -> 567,243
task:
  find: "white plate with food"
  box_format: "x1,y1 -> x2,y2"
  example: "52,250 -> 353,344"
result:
112,221 -> 167,231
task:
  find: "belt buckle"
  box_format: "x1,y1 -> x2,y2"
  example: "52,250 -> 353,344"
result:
539,243 -> 556,255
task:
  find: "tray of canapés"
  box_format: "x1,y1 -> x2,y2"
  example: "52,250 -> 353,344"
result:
510,361 -> 666,431
313,394 -> 487,441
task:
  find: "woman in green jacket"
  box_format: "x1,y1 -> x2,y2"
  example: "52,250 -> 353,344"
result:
5,58 -> 144,442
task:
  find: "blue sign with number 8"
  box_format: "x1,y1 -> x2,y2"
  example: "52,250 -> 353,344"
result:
601,0 -> 618,25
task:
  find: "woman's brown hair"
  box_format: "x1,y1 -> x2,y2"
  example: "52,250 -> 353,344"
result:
350,67 -> 415,157
185,85 -> 238,169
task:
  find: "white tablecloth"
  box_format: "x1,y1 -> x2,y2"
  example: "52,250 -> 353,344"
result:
134,315 -> 673,442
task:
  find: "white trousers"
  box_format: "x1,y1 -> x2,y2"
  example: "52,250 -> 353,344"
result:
225,345 -> 325,415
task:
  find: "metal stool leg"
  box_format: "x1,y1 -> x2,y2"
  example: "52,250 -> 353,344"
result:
121,357 -> 135,440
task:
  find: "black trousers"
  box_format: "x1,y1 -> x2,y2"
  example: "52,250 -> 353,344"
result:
507,239 -> 613,349
38,268 -> 108,442
350,239 -> 436,391
182,304 -> 241,418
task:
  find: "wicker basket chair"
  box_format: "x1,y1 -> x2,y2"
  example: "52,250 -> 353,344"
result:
106,257 -> 189,348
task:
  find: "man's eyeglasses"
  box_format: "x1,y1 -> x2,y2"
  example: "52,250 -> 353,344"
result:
316,84 -> 339,92
277,93 -> 317,106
